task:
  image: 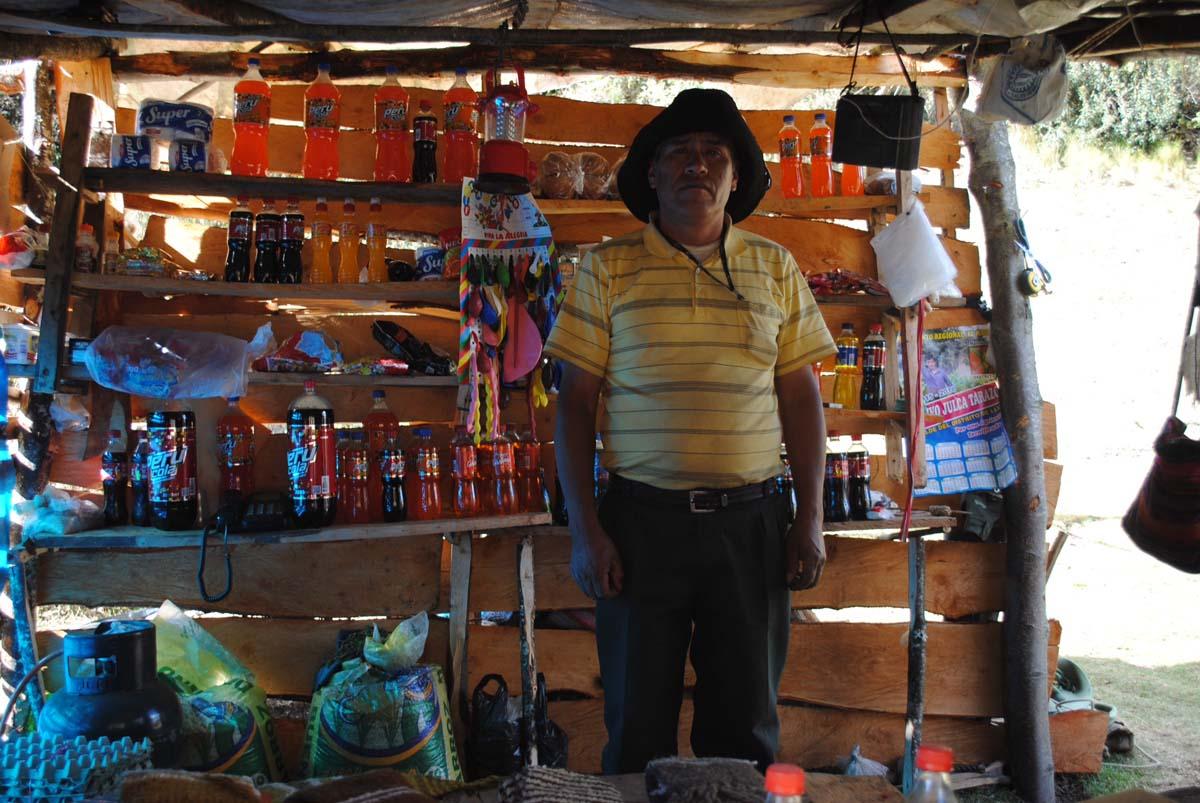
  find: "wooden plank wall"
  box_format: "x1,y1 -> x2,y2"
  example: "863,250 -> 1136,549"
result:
30,79 -> 1095,780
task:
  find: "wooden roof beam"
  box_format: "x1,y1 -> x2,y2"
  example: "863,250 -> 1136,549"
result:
111,44 -> 968,88
1058,14 -> 1200,55
0,32 -> 114,60
0,13 -> 983,49
128,0 -> 297,26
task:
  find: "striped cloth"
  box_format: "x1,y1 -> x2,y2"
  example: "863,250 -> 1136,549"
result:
497,767 -> 623,803
543,218 -> 836,490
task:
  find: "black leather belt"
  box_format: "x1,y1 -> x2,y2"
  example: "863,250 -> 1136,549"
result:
607,473 -> 782,513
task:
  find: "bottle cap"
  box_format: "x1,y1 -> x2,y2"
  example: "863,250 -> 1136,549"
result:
318,62 -> 331,73
229,396 -> 240,403
456,67 -> 468,76
765,764 -> 805,795
373,390 -> 385,400
870,323 -> 883,333
783,114 -> 795,124
416,426 -> 432,437
916,744 -> 954,773
815,112 -> 827,120
304,379 -> 316,393
109,429 -> 122,438
80,224 -> 94,235
841,322 -> 854,330
419,99 -> 432,112
248,57 -> 260,68
386,65 -> 399,77
455,424 -> 468,434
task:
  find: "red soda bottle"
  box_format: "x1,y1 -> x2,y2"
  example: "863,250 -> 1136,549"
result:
101,429 -> 128,526
217,396 -> 255,509
409,427 -> 442,520
303,63 -> 341,180
515,427 -> 547,513
809,113 -> 833,198
342,431 -> 371,525
287,380 -> 337,528
231,57 -> 270,177
442,68 -> 479,185
476,437 -> 496,514
451,425 -> 479,518
364,389 -> 400,521
494,426 -> 519,515
374,66 -> 412,183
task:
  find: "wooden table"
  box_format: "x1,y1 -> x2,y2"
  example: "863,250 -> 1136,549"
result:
443,772 -> 904,802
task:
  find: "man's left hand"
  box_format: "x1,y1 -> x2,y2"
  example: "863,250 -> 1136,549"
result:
785,518 -> 826,591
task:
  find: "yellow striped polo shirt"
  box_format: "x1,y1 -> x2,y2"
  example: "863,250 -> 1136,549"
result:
544,219 -> 836,490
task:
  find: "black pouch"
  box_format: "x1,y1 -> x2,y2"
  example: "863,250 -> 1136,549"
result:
469,673 -> 522,778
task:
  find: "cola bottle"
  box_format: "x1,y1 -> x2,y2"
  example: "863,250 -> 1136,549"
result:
848,438 -> 871,520
101,429 -> 128,526
280,197 -> 304,284
287,380 -> 338,528
822,433 -> 850,523
224,196 -> 253,282
148,408 -> 198,530
380,437 -> 407,523
129,429 -> 151,526
860,323 -> 887,411
253,199 -> 282,283
412,100 -> 438,184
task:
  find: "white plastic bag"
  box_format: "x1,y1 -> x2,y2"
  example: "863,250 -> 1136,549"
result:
84,323 -> 274,399
870,199 -> 958,308
977,35 -> 1069,125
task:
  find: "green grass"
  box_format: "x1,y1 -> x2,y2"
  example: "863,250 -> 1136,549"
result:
958,764 -> 1147,802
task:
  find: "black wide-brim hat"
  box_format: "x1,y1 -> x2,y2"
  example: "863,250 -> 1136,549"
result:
617,88 -> 770,224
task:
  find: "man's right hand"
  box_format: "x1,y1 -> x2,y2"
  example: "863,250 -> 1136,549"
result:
570,522 -> 625,601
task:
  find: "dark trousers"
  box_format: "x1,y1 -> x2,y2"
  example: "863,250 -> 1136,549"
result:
595,488 -> 792,775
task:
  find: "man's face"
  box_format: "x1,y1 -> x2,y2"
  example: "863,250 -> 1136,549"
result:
648,132 -> 739,225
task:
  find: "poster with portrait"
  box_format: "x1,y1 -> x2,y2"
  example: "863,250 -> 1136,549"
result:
914,325 -> 1018,497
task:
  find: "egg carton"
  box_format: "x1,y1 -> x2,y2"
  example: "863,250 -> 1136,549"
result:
0,733 -> 153,802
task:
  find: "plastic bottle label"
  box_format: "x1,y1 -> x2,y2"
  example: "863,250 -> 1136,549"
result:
417,449 -> 440,480
444,102 -> 478,133
347,450 -> 370,481
229,213 -> 252,241
306,98 -> 339,130
367,222 -> 387,240
453,446 -> 477,478
779,138 -> 799,159
220,427 -> 254,467
837,344 -> 859,366
376,99 -> 408,131
312,220 -> 332,238
494,446 -> 514,475
235,92 -> 270,126
288,423 -> 336,500
413,117 -> 437,142
101,459 -> 126,483
381,451 -> 405,480
148,433 -> 196,503
130,458 -> 148,484
810,133 -> 830,157
256,219 -> 281,243
282,215 -> 305,241
863,344 -> 884,370
825,455 -> 849,480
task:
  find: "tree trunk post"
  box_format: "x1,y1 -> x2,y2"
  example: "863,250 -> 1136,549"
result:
960,109 -> 1054,802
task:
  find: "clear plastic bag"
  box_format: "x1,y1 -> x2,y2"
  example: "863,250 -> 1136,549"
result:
84,323 -> 274,399
870,199 -> 958,308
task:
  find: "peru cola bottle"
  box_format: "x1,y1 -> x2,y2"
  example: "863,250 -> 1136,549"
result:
380,437 -> 407,523
224,196 -> 253,282
148,408 -> 198,530
129,429 -> 151,526
253,199 -> 282,283
287,380 -> 337,528
101,429 -> 128,526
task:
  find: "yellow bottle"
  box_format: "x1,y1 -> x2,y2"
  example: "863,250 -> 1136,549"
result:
337,197 -> 360,284
832,322 -> 860,410
309,196 -> 333,284
366,196 -> 388,284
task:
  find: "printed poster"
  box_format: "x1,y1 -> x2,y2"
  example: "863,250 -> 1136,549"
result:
915,325 -> 1018,497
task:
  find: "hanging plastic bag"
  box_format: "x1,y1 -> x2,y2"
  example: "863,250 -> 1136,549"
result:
870,199 -> 958,308
978,35 -> 1069,125
84,323 -> 274,399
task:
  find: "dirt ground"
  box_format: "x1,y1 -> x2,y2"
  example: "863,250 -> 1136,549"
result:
995,131 -> 1200,791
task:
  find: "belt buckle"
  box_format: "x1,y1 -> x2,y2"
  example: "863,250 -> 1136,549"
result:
689,490 -> 727,513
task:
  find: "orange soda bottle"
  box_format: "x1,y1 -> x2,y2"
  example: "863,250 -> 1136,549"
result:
217,396 -> 255,508
451,425 -> 480,518
374,66 -> 412,183
515,427 -> 547,513
841,163 -> 864,196
231,58 -> 270,177
337,198 -> 360,283
442,68 -> 479,184
493,426 -> 519,515
309,197 -> 333,283
364,390 -> 400,522
303,62 -> 341,180
809,112 -> 833,198
778,115 -> 803,199
409,427 -> 442,520
341,430 -> 371,525
366,197 -> 388,284
476,437 -> 496,514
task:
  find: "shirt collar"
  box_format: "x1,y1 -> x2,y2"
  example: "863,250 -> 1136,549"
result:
644,213 -> 747,261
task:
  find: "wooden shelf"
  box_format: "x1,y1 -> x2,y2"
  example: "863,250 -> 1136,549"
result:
83,167 -> 462,205
38,364 -> 457,388
821,516 -> 956,533
7,268 -> 458,309
24,512 -> 553,551
824,407 -> 905,435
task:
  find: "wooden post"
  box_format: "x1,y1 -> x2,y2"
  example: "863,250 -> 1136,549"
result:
901,533 -> 927,794
448,531 -> 472,759
960,108 -> 1054,803
516,533 -> 539,766
7,549 -> 42,724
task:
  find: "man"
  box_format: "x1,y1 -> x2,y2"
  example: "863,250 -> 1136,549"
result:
543,89 -> 836,774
